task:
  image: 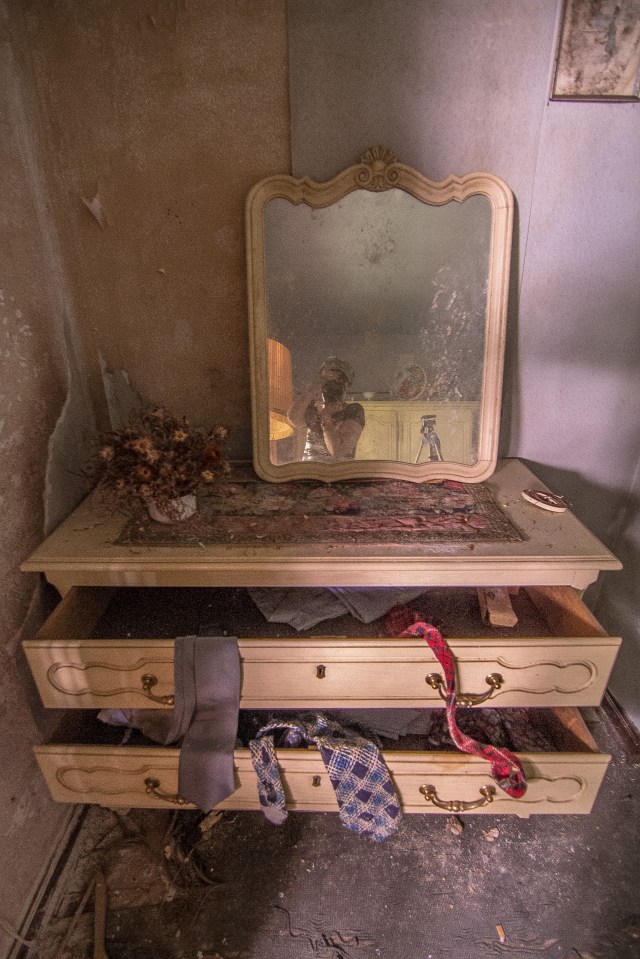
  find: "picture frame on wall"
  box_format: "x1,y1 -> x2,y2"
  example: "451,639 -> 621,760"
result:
551,0 -> 640,101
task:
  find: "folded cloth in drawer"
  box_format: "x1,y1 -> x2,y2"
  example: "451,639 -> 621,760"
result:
248,586 -> 428,629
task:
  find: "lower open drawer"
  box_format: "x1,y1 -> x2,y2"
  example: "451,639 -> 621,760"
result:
34,706 -> 610,818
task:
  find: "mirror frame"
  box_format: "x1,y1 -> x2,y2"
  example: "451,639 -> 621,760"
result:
246,147 -> 513,484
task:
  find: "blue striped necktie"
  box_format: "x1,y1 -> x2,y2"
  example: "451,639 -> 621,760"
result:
249,713 -> 402,842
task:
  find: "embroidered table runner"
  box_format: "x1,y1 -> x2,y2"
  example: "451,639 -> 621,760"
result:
117,469 -> 523,546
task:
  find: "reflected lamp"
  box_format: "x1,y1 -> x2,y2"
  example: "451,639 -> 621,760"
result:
267,338 -> 294,440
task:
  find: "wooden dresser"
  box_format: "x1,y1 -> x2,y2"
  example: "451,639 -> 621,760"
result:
22,459 -> 622,818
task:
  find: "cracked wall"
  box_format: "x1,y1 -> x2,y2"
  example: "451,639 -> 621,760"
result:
16,0 -> 291,456
0,7 -> 95,953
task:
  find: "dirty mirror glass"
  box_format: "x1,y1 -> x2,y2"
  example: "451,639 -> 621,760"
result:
246,149 -> 513,483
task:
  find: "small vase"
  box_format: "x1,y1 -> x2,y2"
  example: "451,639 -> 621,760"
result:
147,493 -> 197,524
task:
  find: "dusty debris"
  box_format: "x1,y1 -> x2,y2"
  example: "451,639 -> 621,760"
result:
482,826 -> 500,842
446,815 -> 464,835
274,904 -> 375,953
106,837 -> 177,907
480,934 -> 559,952
199,810 -> 224,834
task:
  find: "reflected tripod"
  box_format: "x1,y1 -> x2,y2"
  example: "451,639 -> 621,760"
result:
414,414 -> 443,463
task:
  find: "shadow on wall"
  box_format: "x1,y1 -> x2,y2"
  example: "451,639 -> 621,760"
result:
521,459 -> 633,560
522,459 -> 639,730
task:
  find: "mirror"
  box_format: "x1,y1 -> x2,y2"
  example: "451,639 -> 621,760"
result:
246,147 -> 513,483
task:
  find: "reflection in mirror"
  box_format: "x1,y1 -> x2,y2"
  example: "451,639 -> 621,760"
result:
286,356 -> 365,462
247,149 -> 513,483
267,338 -> 294,440
265,190 -> 491,467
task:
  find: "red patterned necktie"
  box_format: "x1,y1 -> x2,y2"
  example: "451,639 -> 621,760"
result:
399,619 -> 526,798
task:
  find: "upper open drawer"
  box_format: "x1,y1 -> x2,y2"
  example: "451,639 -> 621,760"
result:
23,586 -> 621,710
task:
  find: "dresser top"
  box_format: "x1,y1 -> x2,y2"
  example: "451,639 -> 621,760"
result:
22,459 -> 621,591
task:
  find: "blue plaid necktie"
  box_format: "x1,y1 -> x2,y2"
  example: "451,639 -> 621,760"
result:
249,714 -> 402,842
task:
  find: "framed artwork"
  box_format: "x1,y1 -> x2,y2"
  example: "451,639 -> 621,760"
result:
552,0 -> 640,101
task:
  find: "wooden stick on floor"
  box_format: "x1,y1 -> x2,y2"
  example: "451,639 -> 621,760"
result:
52,877 -> 96,959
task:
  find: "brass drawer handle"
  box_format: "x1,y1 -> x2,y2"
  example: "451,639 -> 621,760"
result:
316,665 -> 326,679
141,674 -> 175,706
419,783 -> 495,812
312,775 -> 322,787
425,671 -> 503,706
144,777 -> 187,805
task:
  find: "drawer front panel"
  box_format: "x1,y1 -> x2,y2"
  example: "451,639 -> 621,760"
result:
34,744 -> 610,819
24,642 -> 176,709
25,635 -> 620,709
240,639 -> 620,708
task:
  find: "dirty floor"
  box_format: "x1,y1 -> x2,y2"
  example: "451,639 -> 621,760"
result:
20,707 -> 640,959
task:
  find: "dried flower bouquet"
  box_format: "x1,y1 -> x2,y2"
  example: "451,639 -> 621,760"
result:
96,407 -> 229,518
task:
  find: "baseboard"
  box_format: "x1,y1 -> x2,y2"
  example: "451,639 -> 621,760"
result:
602,690 -> 640,761
6,806 -> 87,959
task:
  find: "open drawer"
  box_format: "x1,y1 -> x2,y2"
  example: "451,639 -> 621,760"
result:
34,706 -> 610,818
24,586 -> 621,710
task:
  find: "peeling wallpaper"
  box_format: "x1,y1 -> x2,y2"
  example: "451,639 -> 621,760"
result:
18,0 -> 291,454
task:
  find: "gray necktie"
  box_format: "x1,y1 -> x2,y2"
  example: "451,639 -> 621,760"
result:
163,634 -> 240,811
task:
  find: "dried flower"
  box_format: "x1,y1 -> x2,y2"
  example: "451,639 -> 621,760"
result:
204,444 -> 222,463
92,406 -> 229,513
128,436 -> 155,456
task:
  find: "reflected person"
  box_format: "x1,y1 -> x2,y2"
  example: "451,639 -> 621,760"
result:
288,357 -> 365,462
